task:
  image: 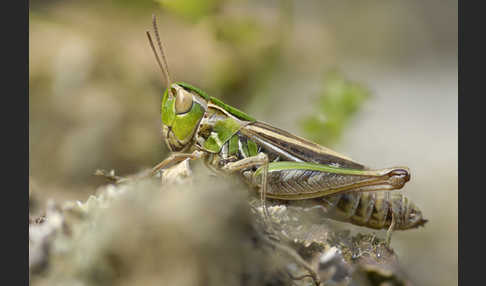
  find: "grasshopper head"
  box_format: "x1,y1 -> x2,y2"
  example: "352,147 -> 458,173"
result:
146,16 -> 211,152
161,83 -> 208,152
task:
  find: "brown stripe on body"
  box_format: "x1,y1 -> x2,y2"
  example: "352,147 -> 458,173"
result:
240,121 -> 365,169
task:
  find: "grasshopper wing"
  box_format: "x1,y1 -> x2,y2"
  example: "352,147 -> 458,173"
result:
240,121 -> 365,169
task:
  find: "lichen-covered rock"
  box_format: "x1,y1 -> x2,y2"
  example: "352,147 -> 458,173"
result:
250,199 -> 414,285
29,162 -> 414,286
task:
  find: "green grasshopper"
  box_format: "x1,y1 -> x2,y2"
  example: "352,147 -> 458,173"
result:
145,16 -> 426,235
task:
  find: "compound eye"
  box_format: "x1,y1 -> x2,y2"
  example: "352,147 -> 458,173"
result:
175,90 -> 193,114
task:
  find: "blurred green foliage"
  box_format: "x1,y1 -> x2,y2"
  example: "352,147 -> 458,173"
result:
300,71 -> 370,146
158,0 -> 291,109
157,0 -> 224,22
30,0 -> 370,190
29,0 -> 292,193
29,0 -> 365,192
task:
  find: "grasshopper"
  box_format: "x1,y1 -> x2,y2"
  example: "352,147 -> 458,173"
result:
145,16 -> 426,236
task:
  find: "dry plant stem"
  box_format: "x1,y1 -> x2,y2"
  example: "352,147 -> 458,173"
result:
288,273 -> 315,281
94,169 -> 128,184
261,235 -> 321,286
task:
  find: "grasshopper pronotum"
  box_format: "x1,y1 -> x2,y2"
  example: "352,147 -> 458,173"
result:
145,15 -> 427,236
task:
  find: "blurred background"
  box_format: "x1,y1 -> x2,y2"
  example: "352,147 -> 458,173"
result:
29,0 -> 457,285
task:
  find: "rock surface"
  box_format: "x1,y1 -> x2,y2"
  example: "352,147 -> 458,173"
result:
29,162 -> 414,286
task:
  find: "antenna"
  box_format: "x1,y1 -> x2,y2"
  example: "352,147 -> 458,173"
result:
146,14 -> 173,96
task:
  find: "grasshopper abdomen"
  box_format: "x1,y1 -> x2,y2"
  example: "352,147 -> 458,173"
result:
319,192 -> 427,230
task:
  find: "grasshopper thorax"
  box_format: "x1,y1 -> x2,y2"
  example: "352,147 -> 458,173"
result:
161,83 -> 209,152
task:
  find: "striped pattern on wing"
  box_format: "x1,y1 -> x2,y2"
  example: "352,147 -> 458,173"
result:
239,121 -> 365,169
